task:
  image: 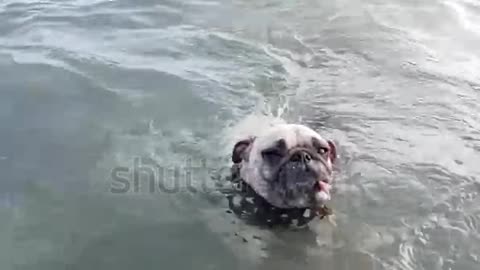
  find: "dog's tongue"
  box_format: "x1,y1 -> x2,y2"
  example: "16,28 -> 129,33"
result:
317,181 -> 331,192
314,181 -> 331,203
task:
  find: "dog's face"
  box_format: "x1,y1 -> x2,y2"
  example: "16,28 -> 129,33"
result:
232,124 -> 337,209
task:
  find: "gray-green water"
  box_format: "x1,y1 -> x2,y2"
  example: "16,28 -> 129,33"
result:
1,0 -> 480,269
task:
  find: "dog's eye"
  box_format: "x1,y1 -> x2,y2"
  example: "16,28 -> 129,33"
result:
261,149 -> 283,160
317,147 -> 329,155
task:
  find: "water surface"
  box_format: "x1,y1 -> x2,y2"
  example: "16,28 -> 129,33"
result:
1,0 -> 480,269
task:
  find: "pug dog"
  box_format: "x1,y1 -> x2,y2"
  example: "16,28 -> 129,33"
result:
229,123 -> 337,226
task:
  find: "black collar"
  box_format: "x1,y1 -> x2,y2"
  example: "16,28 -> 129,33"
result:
225,164 -> 318,228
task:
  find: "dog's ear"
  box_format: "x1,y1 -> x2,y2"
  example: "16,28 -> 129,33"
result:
327,140 -> 337,164
232,137 -> 255,164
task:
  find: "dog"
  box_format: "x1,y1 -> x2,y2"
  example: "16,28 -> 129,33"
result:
227,123 -> 337,227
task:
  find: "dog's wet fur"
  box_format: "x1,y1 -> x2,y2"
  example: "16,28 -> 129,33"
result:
223,123 -> 337,228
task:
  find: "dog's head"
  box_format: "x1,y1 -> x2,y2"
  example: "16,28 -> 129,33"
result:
232,124 -> 337,209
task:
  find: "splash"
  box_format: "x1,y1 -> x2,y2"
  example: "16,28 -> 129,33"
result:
219,95 -> 295,155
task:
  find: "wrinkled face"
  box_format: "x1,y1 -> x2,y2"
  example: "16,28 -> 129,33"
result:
232,124 -> 337,209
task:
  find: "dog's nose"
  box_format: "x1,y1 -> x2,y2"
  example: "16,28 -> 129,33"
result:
290,151 -> 312,164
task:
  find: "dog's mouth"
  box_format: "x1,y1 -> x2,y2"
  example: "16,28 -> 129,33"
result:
260,146 -> 335,209
275,162 -> 333,208
313,180 -> 332,203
